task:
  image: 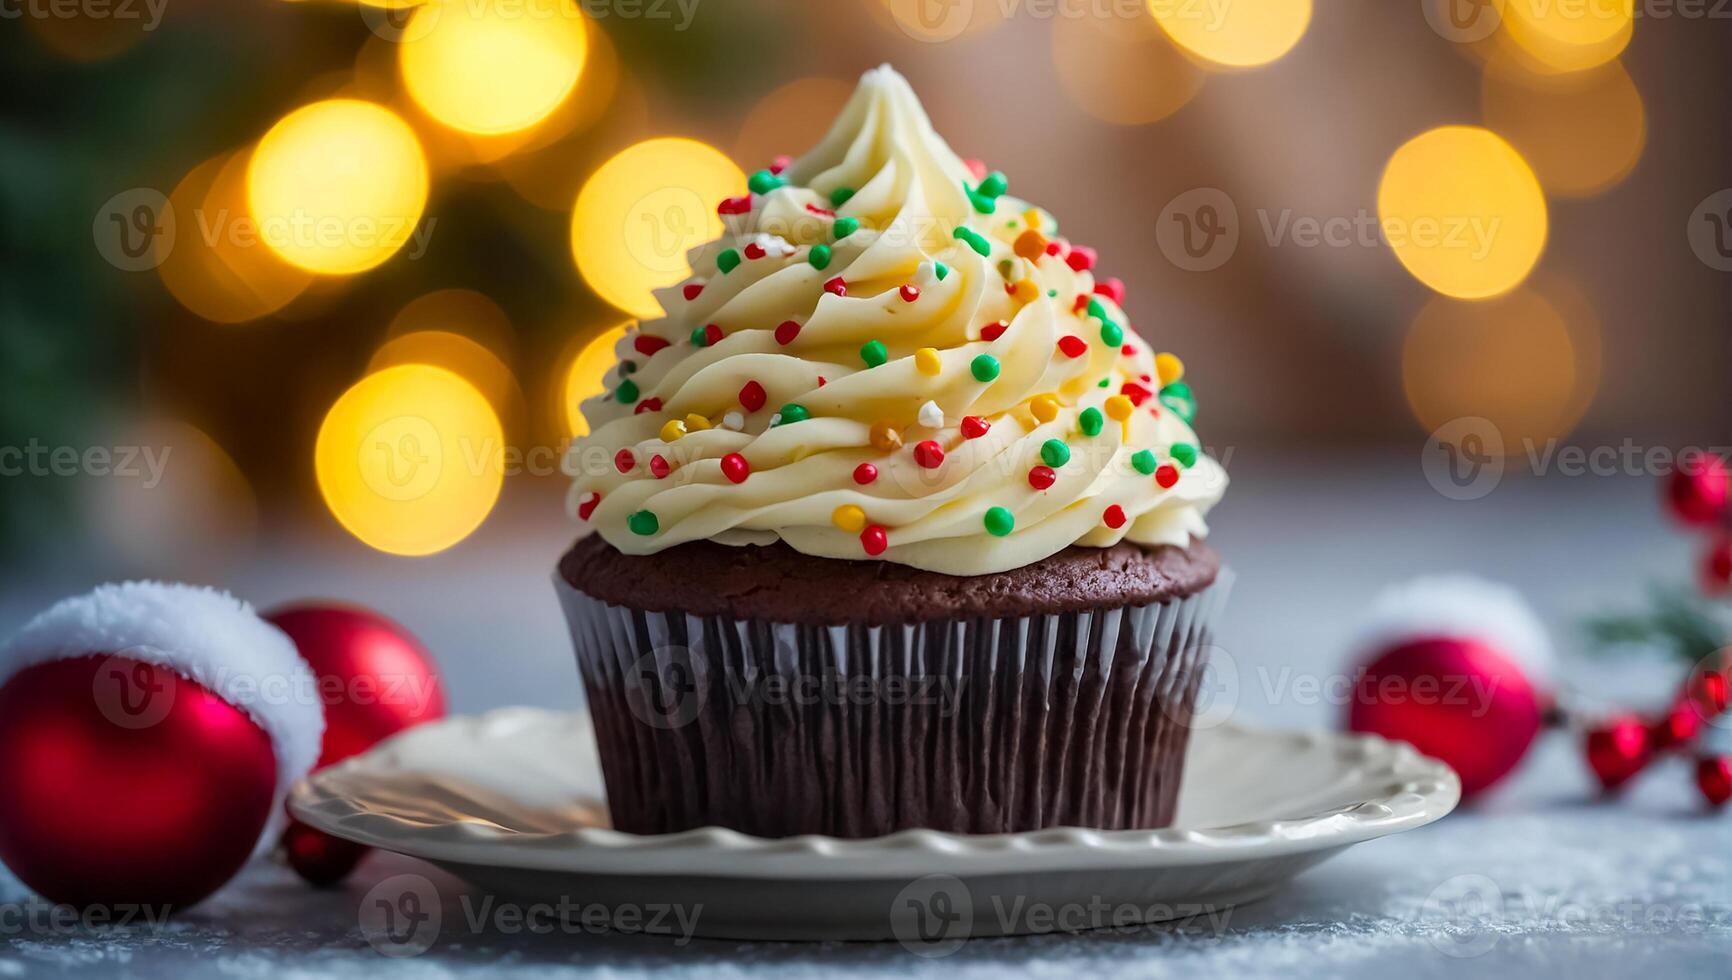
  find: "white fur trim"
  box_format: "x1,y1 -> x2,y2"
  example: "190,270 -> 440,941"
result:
0,582 -> 324,851
1352,575 -> 1553,681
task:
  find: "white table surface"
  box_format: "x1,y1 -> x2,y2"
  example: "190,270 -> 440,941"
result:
2,449 -> 1728,977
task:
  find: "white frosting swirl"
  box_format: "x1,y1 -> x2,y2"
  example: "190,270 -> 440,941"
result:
565,66 -> 1226,576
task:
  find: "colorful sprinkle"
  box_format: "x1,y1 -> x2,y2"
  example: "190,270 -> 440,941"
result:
776,403 -> 809,425
684,413 -> 711,432
718,195 -> 751,216
1155,464 -> 1180,489
832,504 -> 867,533
961,415 -> 990,439
809,245 -> 833,270
853,462 -> 878,485
716,248 -> 741,274
1086,297 -> 1108,321
774,319 -> 802,345
832,217 -> 859,239
619,360 -> 637,375
1066,245 -> 1097,272
577,493 -> 601,521
1078,407 -> 1104,436
1156,353 -> 1185,386
984,506 -> 1015,537
659,419 -> 687,442
860,339 -> 889,368
635,397 -> 663,415
830,186 -> 855,207
614,449 -> 635,473
721,453 -> 750,484
861,524 -> 888,556
934,262 -> 950,281
1056,335 -> 1087,359
691,323 -> 723,347
770,154 -> 791,174
739,380 -> 767,412
1031,394 -> 1061,424
1172,443 -> 1199,468
979,171 -> 1008,198
963,158 -> 989,181
1104,396 -> 1134,421
649,455 -> 671,479
913,440 -> 945,469
722,411 -> 745,431
966,185 -> 997,215
981,321 -> 1009,342
1010,278 -> 1040,303
823,276 -> 848,296
1121,382 -> 1153,406
1099,320 -> 1124,348
1159,381 -> 1197,424
1027,465 -> 1056,490
1103,504 -> 1127,529
1131,449 -> 1157,475
634,335 -> 671,357
1095,277 -> 1126,304
918,400 -> 944,429
747,169 -> 784,195
627,510 -> 659,536
1014,229 -> 1047,261
682,282 -> 704,301
616,379 -> 640,404
900,284 -> 921,303
915,347 -> 943,375
743,242 -> 766,260
870,422 -> 903,451
1040,439 -> 1071,467
971,354 -> 1001,382
953,226 -> 991,256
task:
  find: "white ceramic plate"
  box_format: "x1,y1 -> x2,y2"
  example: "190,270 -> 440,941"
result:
291,708 -> 1458,942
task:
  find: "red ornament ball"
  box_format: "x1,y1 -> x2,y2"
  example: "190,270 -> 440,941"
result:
1696,756 -> 1732,808
281,817 -> 368,887
1584,715 -> 1651,792
1666,451 -> 1728,526
1347,636 -> 1545,799
0,657 -> 278,910
1700,536 -> 1732,595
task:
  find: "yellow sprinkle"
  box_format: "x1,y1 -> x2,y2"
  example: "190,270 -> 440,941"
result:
1031,394 -> 1061,423
1155,353 -> 1185,386
1011,278 -> 1040,303
1013,228 -> 1048,261
915,347 -> 943,376
832,504 -> 866,533
659,419 -> 687,442
684,413 -> 712,432
870,421 -> 903,452
1104,395 -> 1134,422
1022,207 -> 1043,232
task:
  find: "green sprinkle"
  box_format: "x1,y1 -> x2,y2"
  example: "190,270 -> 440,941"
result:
1086,298 -> 1108,321
997,259 -> 1016,280
809,244 -> 832,270
620,360 -> 637,375
860,340 -> 888,368
970,354 -> 1001,382
716,248 -> 741,274
832,216 -> 859,240
984,506 -> 1015,538
1078,408 -> 1104,437
829,186 -> 855,207
1159,382 -> 1197,425
1131,449 -> 1157,475
978,171 -> 1008,198
966,185 -> 997,215
777,403 -> 809,425
934,262 -> 950,281
1172,443 -> 1199,468
1098,377 -> 1111,388
1047,289 -> 1058,297
627,510 -> 659,536
615,379 -> 639,404
1040,439 -> 1071,468
1100,320 -> 1124,348
689,326 -> 709,347
953,226 -> 991,256
748,169 -> 784,195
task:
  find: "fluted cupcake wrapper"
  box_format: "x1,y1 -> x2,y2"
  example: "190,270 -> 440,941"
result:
554,574 -> 1231,839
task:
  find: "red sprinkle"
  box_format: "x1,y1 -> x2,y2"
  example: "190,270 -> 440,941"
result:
981,321 -> 1009,341
649,455 -> 672,479
634,397 -> 663,415
900,284 -> 921,303
1155,464 -> 1180,489
682,282 -> 705,301
823,276 -> 848,297
1045,239 -> 1064,257
806,203 -> 836,218
1094,277 -> 1126,304
861,525 -> 888,556
743,242 -> 766,260
817,376 -> 827,386
853,462 -> 878,485
1121,382 -> 1153,406
960,416 -> 990,439
1066,246 -> 1097,272
717,196 -> 751,216
1121,344 -> 1137,357
614,449 -> 635,474
634,335 -> 671,357
963,158 -> 989,181
913,440 -> 945,469
577,493 -> 601,521
774,319 -> 802,345
1027,465 -> 1057,490
1072,293 -> 1092,314
700,323 -> 724,346
1056,335 -> 1088,359
770,154 -> 791,174
1103,504 -> 1127,529
739,380 -> 767,412
721,453 -> 750,484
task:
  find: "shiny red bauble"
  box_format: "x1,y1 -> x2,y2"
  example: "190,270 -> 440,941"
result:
1584,716 -> 1651,791
1347,635 -> 1545,799
1700,536 -> 1732,595
0,656 -> 277,910
1666,451 -> 1728,526
1696,756 -> 1732,807
281,817 -> 368,887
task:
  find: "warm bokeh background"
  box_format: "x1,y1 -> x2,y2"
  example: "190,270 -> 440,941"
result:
1,0 -> 1726,576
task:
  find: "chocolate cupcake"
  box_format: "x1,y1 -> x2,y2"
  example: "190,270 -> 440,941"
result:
556,66 -> 1229,839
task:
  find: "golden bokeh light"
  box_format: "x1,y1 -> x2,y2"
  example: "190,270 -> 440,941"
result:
874,0 -> 1006,43
1148,0 -> 1311,68
369,330 -> 524,430
1500,0 -> 1632,74
1377,126 -> 1548,299
569,138 -> 744,318
158,151 -> 315,323
247,99 -> 429,275
315,364 -> 504,556
495,67 -> 649,213
1052,8 -> 1204,126
385,288 -> 515,351
84,419 -> 258,574
399,0 -> 589,136
1404,282 -> 1598,452
561,323 -> 629,437
1481,58 -> 1645,198
734,78 -> 853,173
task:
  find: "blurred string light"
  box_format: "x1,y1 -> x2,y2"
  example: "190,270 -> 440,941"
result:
1403,277 -> 1600,452
368,331 -> 524,429
734,78 -> 853,172
1377,126 -> 1547,299
158,151 -> 314,323
561,323 -> 629,437
85,418 -> 257,573
246,99 -> 429,275
1499,0 -> 1632,74
1147,0 -> 1310,68
315,364 -> 504,556
569,138 -> 744,318
20,4 -> 148,61
1051,7 -> 1203,126
495,60 -> 648,212
384,288 -> 515,351
399,0 -> 589,137
1481,57 -> 1644,198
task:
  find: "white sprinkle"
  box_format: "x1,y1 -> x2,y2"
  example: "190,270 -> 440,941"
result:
918,400 -> 944,429
768,412 -> 782,428
721,411 -> 745,431
914,260 -> 936,285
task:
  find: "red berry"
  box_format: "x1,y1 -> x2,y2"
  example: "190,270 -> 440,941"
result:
1028,465 -> 1056,490
743,242 -> 766,260
1066,246 -> 1096,272
853,463 -> 878,485
649,455 -> 671,479
1057,335 -> 1088,358
1667,451 -> 1728,526
775,320 -> 802,345
900,284 -> 921,303
577,493 -> 601,521
739,380 -> 767,412
913,440 -> 945,469
614,449 -> 635,474
1094,277 -> 1126,304
721,453 -> 750,484
1155,465 -> 1180,489
1696,756 -> 1732,807
960,416 -> 990,439
634,334 -> 671,357
634,397 -> 663,415
823,276 -> 847,297
1103,504 -> 1126,529
1702,536 -> 1732,595
981,321 -> 1009,341
1585,716 -> 1651,791
682,282 -> 704,301
861,525 -> 888,556
717,196 -> 751,216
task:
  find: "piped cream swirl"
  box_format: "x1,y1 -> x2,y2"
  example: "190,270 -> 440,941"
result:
565,66 -> 1226,576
